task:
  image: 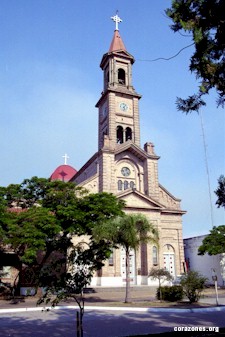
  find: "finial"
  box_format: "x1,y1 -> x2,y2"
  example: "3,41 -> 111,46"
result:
111,11 -> 122,31
62,153 -> 69,165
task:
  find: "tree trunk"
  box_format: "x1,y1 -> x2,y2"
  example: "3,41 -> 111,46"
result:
125,248 -> 131,303
75,293 -> 84,337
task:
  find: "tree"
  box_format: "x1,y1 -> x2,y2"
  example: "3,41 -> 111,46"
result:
0,194 -> 8,252
198,225 -> 225,256
94,213 -> 158,303
198,173 -> 225,257
215,175 -> 225,209
1,177 -> 125,335
166,0 -> 225,113
180,270 -> 207,303
1,177 -> 125,336
148,268 -> 173,300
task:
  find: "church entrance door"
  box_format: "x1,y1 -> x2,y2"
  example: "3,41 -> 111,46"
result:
121,248 -> 135,284
163,244 -> 176,277
163,253 -> 175,277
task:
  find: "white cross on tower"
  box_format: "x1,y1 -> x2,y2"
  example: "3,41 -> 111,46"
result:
111,12 -> 122,31
62,153 -> 69,165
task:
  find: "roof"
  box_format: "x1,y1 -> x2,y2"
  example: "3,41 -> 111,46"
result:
50,165 -> 77,182
109,30 -> 126,52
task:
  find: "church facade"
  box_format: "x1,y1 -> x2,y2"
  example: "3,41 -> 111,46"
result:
71,15 -> 186,286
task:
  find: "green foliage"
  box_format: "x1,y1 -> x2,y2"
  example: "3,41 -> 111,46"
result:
166,0 -> 225,113
156,285 -> 183,302
94,213 -> 158,251
215,175 -> 225,209
94,213 -> 158,303
198,225 -> 225,255
180,271 -> 207,303
0,177 -> 124,301
0,194 -> 12,251
7,207 -> 61,264
149,268 -> 173,287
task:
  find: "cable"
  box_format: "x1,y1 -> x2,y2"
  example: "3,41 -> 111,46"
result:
199,110 -> 214,228
137,43 -> 194,62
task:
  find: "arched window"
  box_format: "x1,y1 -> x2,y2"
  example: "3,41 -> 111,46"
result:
118,180 -> 123,190
125,127 -> 132,141
118,68 -> 125,85
117,125 -> 123,144
107,71 -> 109,84
108,251 -> 114,266
124,180 -> 129,190
130,181 -> 135,190
153,246 -> 158,266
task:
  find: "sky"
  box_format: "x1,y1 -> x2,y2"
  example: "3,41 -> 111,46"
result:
0,0 -> 224,238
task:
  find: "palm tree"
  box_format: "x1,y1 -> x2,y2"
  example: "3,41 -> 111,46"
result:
94,213 -> 158,303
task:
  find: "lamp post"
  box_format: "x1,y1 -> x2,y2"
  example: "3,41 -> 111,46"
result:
212,269 -> 219,306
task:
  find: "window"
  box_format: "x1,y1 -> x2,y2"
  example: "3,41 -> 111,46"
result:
118,180 -> 123,190
153,246 -> 158,266
124,180 -> 129,190
117,180 -> 136,191
108,252 -> 114,266
125,127 -> 132,141
117,126 -> 123,144
130,181 -> 135,189
118,68 -> 125,85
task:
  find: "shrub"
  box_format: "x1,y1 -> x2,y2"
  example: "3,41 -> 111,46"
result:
180,271 -> 207,303
156,285 -> 183,302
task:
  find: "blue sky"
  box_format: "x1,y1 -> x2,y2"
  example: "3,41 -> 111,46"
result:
0,0 -> 224,238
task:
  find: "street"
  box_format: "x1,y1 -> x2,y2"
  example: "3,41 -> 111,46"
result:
0,306 -> 225,337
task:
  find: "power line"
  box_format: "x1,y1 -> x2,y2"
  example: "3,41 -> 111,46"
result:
137,43 -> 194,62
199,110 -> 214,228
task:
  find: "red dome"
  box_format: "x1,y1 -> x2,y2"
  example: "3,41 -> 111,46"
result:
50,165 -> 77,182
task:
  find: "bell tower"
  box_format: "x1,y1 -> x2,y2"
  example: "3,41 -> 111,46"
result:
96,13 -> 142,151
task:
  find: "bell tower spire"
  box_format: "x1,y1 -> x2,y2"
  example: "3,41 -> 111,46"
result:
96,14 -> 141,151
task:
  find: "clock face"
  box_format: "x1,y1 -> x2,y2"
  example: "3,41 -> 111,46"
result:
119,102 -> 128,112
121,167 -> 130,177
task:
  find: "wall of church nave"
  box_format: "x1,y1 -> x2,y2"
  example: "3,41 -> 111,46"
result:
79,175 -> 99,193
74,158 -> 98,185
158,186 -> 181,210
91,241 -> 180,287
158,229 -> 184,277
123,209 -> 184,277
90,276 -> 123,287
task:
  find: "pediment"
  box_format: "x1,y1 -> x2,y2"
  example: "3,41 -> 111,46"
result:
100,50 -> 134,68
117,189 -> 164,210
110,50 -> 134,59
115,141 -> 159,161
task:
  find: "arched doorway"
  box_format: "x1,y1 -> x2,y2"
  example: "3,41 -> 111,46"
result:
163,244 -> 175,277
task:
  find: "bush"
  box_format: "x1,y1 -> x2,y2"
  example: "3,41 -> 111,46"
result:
156,285 -> 183,302
180,271 -> 207,303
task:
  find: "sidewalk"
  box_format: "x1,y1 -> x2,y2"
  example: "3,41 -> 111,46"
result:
1,286 -> 225,311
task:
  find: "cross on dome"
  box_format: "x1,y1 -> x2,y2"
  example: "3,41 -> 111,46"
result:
111,12 -> 122,31
62,153 -> 69,165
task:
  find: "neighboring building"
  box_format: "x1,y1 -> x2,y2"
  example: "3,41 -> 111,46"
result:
184,235 -> 225,287
70,14 -> 186,286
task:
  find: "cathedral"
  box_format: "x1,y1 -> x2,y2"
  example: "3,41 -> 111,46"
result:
66,14 -> 185,286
